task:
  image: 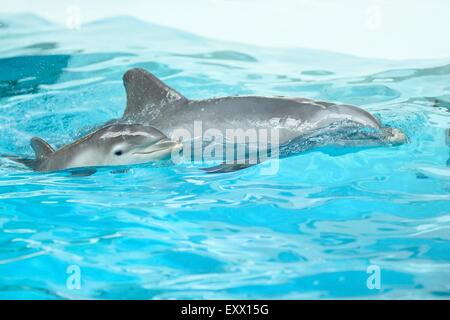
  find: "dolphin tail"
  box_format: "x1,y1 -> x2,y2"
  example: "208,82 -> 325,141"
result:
1,154 -> 37,170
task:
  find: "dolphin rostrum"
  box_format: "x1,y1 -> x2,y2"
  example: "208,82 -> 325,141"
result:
118,68 -> 406,172
6,123 -> 181,173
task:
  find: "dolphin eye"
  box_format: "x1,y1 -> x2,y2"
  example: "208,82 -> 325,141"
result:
114,150 -> 123,156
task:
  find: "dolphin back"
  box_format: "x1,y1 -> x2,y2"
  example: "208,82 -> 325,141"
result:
30,137 -> 55,159
122,68 -> 188,121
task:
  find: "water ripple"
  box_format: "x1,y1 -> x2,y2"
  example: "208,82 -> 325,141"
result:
0,13 -> 449,299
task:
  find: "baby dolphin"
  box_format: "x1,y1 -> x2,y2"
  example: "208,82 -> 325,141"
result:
7,123 -> 181,172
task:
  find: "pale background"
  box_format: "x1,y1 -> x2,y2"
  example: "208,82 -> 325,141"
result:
1,0 -> 449,60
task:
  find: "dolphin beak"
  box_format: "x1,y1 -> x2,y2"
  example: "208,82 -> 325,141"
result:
133,138 -> 182,158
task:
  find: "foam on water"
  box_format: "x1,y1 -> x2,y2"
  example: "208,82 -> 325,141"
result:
0,14 -> 449,299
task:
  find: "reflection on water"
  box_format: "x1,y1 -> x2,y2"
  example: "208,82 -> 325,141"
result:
0,14 -> 449,299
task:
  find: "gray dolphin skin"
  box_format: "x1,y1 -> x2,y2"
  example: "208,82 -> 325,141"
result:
8,123 -> 181,173
5,68 -> 406,174
119,68 -> 406,171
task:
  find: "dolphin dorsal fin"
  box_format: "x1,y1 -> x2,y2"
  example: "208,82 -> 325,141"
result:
122,68 -> 187,120
31,137 -> 55,159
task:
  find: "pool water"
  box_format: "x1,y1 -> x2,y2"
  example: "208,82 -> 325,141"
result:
0,14 -> 449,299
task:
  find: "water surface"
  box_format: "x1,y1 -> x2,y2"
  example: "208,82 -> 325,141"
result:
0,14 -> 449,299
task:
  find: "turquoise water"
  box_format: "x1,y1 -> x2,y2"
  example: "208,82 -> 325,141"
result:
0,14 -> 449,299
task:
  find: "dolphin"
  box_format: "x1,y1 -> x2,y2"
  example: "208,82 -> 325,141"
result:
5,123 -> 181,173
117,68 -> 406,172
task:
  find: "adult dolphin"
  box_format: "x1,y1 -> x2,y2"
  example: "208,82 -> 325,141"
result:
5,123 -> 181,173
118,68 -> 406,172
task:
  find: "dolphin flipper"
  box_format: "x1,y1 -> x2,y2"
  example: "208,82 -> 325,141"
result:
69,168 -> 97,177
122,68 -> 187,120
201,163 -> 257,174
